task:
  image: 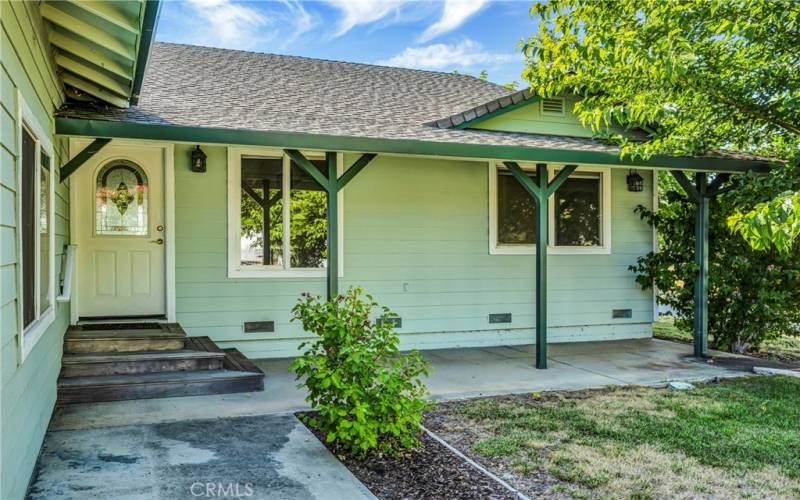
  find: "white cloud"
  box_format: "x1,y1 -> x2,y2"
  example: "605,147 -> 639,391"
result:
186,0 -> 270,49
277,0 -> 316,44
323,0 -> 410,37
419,0 -> 490,42
379,39 -> 516,70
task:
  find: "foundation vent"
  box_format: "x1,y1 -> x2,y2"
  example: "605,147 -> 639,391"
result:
244,321 -> 275,333
489,313 -> 512,324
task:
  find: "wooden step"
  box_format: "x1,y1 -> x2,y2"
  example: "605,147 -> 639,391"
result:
64,323 -> 186,353
57,369 -> 264,404
61,349 -> 226,377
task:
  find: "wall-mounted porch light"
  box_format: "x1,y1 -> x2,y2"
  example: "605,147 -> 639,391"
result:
627,169 -> 644,192
191,145 -> 207,173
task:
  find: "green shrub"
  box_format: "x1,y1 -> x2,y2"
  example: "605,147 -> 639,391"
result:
289,287 -> 430,457
630,167 -> 800,353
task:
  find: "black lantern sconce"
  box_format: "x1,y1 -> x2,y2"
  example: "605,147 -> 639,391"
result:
626,169 -> 644,192
190,145 -> 207,173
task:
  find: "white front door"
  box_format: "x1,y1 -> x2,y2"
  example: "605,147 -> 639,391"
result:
75,144 -> 166,318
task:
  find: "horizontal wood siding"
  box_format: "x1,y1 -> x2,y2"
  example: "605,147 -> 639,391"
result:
174,146 -> 654,359
1,3 -> 68,499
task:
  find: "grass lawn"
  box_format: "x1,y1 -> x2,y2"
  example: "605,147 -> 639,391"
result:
432,377 -> 800,499
654,317 -> 800,365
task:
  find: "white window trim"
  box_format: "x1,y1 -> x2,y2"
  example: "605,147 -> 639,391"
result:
16,91 -> 56,362
227,147 -> 344,278
488,162 -> 612,255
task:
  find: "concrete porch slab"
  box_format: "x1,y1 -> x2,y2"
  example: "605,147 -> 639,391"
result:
49,339 -> 748,432
28,413 -> 375,500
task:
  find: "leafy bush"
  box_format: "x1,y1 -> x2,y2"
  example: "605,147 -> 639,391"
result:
630,167 -> 800,353
289,287 -> 430,457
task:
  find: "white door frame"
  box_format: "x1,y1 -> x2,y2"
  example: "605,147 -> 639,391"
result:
68,138 -> 176,323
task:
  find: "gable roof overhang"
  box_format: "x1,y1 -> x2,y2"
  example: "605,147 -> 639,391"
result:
55,117 -> 773,174
41,0 -> 161,108
427,88 -> 540,130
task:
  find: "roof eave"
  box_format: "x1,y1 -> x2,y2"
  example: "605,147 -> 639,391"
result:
54,117 -> 773,174
130,1 -> 162,106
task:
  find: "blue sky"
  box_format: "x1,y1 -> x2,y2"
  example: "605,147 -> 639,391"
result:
156,1 -> 538,86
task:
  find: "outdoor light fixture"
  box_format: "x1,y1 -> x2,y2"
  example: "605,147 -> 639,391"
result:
627,169 -> 644,192
190,145 -> 207,173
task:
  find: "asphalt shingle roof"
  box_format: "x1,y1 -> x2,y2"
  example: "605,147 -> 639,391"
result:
56,43 -> 768,165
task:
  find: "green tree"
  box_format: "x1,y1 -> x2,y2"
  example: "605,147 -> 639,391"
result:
522,0 -> 800,250
630,167 -> 800,353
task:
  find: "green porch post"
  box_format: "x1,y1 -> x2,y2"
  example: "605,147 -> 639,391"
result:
504,162 -> 577,369
694,173 -> 709,357
285,149 -> 378,300
534,164 -> 549,369
326,152 -> 339,299
671,171 -> 731,358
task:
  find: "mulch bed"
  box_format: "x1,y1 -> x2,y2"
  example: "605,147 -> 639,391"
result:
297,412 -> 517,499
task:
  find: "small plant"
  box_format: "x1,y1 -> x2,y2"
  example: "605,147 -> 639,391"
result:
290,287 -> 430,457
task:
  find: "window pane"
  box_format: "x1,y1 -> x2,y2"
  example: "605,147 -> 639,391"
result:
290,159 -> 327,268
554,174 -> 601,246
95,161 -> 148,236
40,151 -> 51,314
497,171 -> 536,245
21,128 -> 36,328
240,157 -> 283,267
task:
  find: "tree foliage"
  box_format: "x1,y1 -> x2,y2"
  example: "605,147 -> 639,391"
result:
290,287 -> 430,457
630,167 -> 800,353
522,0 -> 800,250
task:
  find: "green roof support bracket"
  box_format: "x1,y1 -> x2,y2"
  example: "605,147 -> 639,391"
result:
60,138 -> 112,182
504,162 -> 577,369
670,170 -> 734,358
284,149 -> 378,300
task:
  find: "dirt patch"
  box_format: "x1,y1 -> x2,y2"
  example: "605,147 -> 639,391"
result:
298,412 -> 519,499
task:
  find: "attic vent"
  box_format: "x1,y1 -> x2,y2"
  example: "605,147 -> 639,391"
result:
540,98 -> 565,115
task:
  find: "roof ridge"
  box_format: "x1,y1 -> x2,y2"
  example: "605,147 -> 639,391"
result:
152,41 -> 512,88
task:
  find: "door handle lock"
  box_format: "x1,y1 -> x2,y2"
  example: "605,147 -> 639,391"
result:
151,238 -> 164,245
157,225 -> 164,232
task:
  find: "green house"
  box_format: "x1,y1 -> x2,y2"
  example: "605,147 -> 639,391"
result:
0,2 -> 771,498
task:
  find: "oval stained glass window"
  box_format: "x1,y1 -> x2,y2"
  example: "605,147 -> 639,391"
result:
95,160 -> 148,236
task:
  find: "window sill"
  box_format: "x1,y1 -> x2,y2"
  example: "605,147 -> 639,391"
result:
19,306 -> 55,362
490,245 -> 612,255
228,267 -> 332,279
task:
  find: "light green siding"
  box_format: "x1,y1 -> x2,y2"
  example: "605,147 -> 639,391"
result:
174,145 -> 654,359
470,96 -> 598,136
1,3 -> 69,499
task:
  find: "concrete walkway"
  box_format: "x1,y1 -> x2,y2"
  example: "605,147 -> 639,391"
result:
50,338 -> 748,431
28,413 -> 375,500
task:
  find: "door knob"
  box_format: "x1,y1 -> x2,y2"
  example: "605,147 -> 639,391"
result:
157,225 -> 164,232
151,238 -> 164,245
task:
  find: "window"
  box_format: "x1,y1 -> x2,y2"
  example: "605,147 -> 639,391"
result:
95,160 -> 148,236
489,163 -> 611,255
228,149 -> 341,277
553,172 -> 602,247
17,94 -> 55,360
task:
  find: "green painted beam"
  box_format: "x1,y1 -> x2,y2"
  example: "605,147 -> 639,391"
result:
56,54 -> 131,97
326,152 -> 339,299
55,118 -> 773,173
49,32 -> 132,81
337,153 -> 377,191
60,138 -> 111,181
60,73 -> 129,108
503,161 -> 542,201
671,170 -> 701,203
41,3 -> 135,61
284,149 -> 330,190
131,1 -> 162,105
693,173 -> 709,358
547,164 -> 578,195
533,164 -> 550,369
